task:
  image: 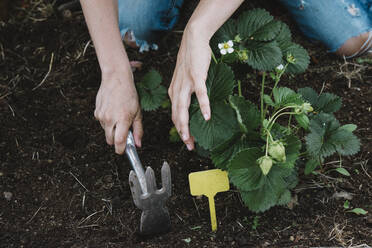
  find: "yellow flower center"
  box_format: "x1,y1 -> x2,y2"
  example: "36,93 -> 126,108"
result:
223,43 -> 229,49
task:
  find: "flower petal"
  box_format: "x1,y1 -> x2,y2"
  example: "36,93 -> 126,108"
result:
227,47 -> 234,54
218,43 -> 223,49
220,49 -> 227,55
227,40 -> 234,47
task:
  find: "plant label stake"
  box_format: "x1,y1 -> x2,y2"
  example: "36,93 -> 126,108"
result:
125,131 -> 172,236
189,169 -> 229,231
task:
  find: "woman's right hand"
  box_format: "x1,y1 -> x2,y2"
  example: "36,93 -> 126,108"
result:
95,68 -> 143,154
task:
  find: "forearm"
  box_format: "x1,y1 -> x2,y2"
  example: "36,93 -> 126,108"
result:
80,0 -> 130,76
186,0 -> 244,40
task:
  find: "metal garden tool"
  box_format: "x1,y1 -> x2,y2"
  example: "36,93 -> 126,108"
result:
125,131 -> 172,236
189,169 -> 229,231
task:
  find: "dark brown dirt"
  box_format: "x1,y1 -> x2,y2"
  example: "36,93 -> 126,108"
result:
1,1 -> 371,247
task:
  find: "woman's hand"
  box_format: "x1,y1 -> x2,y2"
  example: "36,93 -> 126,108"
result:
168,0 -> 243,151
168,27 -> 212,151
95,69 -> 143,154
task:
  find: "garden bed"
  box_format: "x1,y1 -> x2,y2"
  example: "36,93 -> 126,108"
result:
0,1 -> 371,247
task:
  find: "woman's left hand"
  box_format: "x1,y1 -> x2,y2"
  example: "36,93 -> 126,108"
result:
168,27 -> 212,151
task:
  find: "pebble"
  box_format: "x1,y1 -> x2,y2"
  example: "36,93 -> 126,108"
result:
4,191 -> 13,201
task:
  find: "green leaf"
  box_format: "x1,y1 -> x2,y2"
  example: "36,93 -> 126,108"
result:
237,9 -> 274,39
275,22 -> 292,50
347,208 -> 368,215
306,113 -> 360,159
317,93 -> 342,113
206,63 -> 235,103
298,87 -> 318,106
277,190 -> 291,206
229,95 -> 261,133
190,102 -> 238,150
250,20 -> 282,42
273,87 -> 303,107
263,94 -> 275,106
229,148 -> 265,191
295,114 -> 309,130
344,200 -> 350,209
304,158 -> 320,175
244,40 -> 282,71
339,124 -> 357,132
239,166 -> 294,212
298,87 -> 342,113
335,168 -> 351,176
305,113 -> 340,158
137,70 -> 167,111
282,43 -> 310,74
140,69 -> 162,89
211,132 -> 263,170
330,129 -> 360,156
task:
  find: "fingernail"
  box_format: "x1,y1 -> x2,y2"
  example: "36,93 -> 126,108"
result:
186,143 -> 192,151
203,113 -> 210,120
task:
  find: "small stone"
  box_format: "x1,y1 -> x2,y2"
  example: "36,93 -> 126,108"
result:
332,191 -> 353,200
4,191 -> 12,201
290,236 -> 295,241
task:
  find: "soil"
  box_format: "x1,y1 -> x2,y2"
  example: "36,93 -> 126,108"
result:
0,1 -> 371,247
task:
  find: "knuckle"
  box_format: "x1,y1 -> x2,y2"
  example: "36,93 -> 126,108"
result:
115,136 -> 125,145
195,87 -> 207,96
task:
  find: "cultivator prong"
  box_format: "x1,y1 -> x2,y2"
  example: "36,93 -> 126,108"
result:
126,131 -> 172,236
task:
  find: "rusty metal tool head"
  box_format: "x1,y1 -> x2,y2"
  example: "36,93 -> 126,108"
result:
125,131 -> 172,236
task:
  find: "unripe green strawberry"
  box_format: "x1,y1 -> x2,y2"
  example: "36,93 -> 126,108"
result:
295,102 -> 313,114
268,141 -> 286,162
257,155 -> 273,175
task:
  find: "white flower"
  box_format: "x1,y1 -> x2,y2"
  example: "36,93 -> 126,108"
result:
218,40 -> 234,55
276,64 -> 284,70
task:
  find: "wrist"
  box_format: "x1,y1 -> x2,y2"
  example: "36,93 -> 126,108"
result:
100,58 -> 132,79
185,20 -> 214,42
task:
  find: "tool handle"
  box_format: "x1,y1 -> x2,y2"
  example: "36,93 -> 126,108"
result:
207,195 -> 217,231
125,131 -> 148,195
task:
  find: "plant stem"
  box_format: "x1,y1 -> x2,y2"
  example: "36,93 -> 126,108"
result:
288,114 -> 292,129
265,134 -> 269,156
238,80 -> 242,97
211,52 -> 218,64
268,105 -> 297,124
263,63 -> 289,117
268,111 -> 296,131
260,72 -> 266,121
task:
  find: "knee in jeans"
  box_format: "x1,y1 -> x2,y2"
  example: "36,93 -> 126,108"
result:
336,32 -> 372,58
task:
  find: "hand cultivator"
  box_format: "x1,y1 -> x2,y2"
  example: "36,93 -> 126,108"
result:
125,131 -> 172,236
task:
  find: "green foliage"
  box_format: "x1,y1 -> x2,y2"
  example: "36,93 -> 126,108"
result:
189,8 -> 360,213
137,70 -> 167,111
272,87 -> 303,108
298,87 -> 342,113
347,208 -> 368,215
305,113 -> 360,160
211,8 -> 309,73
190,102 -> 238,150
229,95 -> 260,133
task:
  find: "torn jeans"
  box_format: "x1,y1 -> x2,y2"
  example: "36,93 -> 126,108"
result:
118,0 -> 183,52
279,0 -> 372,55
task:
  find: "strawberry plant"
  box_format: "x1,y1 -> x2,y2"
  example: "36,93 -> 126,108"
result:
136,69 -> 167,111
188,9 -> 360,212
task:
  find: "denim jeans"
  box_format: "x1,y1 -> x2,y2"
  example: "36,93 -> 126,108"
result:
118,0 -> 372,54
118,0 -> 183,52
279,0 -> 372,52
